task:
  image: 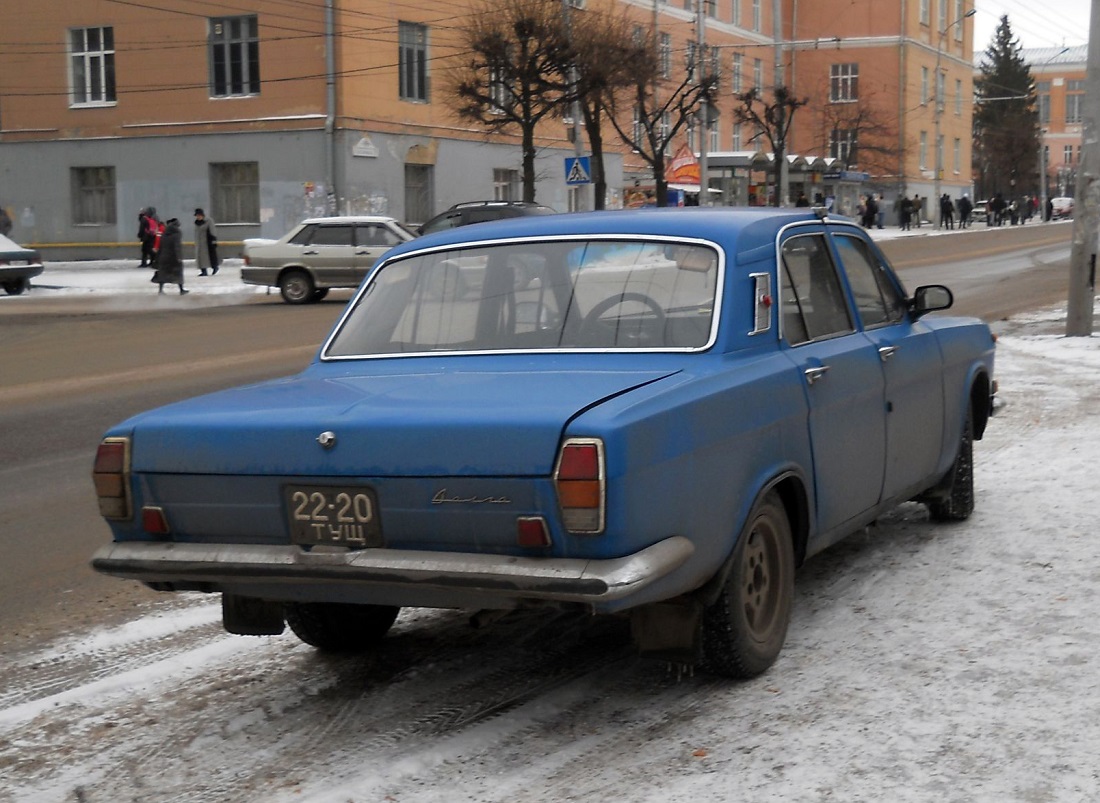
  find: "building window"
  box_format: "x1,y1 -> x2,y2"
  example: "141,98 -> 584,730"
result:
733,123 -> 743,151
493,168 -> 520,201
919,131 -> 928,169
211,162 -> 259,224
709,119 -> 719,152
687,119 -> 696,151
955,79 -> 962,115
209,16 -> 259,97
1066,79 -> 1084,123
953,137 -> 960,174
732,53 -> 743,93
1037,81 -> 1050,123
489,66 -> 510,114
938,0 -> 947,32
830,63 -> 859,102
404,164 -> 433,226
399,22 -> 428,102
936,71 -> 945,108
921,67 -> 929,104
920,0 -> 930,25
753,58 -> 762,90
732,0 -> 740,26
1064,145 -> 1074,164
70,27 -> 116,106
752,0 -> 761,32
705,0 -> 716,17
633,106 -> 643,146
830,129 -> 857,165
659,33 -> 671,79
71,167 -> 116,225
954,0 -> 964,40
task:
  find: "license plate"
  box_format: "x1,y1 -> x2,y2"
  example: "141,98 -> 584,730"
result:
285,485 -> 383,548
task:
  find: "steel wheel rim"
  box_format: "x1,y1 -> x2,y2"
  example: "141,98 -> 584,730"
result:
740,519 -> 783,641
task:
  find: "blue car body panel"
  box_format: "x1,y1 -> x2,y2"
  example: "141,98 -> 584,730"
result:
93,207 -> 995,618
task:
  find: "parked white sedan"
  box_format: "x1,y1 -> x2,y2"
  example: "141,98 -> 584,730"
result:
242,216 -> 416,304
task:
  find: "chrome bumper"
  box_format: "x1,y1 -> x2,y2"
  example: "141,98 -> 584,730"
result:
92,537 -> 695,606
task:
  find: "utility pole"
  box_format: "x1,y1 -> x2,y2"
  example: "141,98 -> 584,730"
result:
774,0 -> 788,206
697,0 -> 709,205
1066,0 -> 1100,336
562,0 -> 587,211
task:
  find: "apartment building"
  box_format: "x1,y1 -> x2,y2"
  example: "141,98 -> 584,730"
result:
0,0 -> 975,253
1029,45 -> 1088,201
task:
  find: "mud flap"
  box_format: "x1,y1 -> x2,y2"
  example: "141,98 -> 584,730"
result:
630,599 -> 704,665
222,593 -> 286,636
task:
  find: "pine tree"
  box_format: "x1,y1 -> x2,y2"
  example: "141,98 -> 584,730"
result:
973,15 -> 1040,202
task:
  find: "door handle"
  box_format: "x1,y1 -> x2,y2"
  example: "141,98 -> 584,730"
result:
804,365 -> 830,385
878,345 -> 898,362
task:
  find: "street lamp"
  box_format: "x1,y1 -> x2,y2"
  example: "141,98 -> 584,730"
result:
933,7 -> 976,228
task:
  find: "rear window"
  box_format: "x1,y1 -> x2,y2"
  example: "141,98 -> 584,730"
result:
324,238 -> 721,357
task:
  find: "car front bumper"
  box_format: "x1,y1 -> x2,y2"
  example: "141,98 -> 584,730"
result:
92,536 -> 695,611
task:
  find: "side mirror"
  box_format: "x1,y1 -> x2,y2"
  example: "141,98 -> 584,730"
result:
910,284 -> 954,318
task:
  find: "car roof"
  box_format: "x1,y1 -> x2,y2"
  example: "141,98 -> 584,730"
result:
389,206 -> 836,261
448,200 -> 552,210
298,216 -> 400,225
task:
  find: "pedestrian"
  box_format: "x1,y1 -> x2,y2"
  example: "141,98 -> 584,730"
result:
991,193 -> 1006,226
795,191 -> 810,207
150,218 -> 189,295
913,194 -> 922,227
0,205 -> 12,238
958,194 -> 973,228
193,208 -> 219,276
940,194 -> 955,230
138,207 -> 160,267
862,194 -> 878,229
875,194 -> 886,229
900,195 -> 913,231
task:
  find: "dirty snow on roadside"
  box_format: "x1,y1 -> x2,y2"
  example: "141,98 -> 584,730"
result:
2,304 -> 1100,803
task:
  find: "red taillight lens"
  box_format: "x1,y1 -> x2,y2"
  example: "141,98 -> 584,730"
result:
554,439 -> 604,534
142,506 -> 170,534
93,437 -> 132,520
516,516 -> 551,548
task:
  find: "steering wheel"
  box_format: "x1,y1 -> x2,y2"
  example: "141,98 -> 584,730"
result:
578,292 -> 667,347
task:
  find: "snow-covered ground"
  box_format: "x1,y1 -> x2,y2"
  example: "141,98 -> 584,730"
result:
3,227 -> 1099,802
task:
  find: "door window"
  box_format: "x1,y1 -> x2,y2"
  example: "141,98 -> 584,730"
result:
310,226 -> 354,246
832,235 -> 907,329
780,234 -> 854,345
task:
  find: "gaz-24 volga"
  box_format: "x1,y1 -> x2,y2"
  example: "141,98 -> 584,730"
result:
92,207 -> 995,678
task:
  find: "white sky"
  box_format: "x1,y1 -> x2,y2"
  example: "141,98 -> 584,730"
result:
974,0 -> 1092,50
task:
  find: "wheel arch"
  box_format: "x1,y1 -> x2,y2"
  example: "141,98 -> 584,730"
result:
969,369 -> 993,440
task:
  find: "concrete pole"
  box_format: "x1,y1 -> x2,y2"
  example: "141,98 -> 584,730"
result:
1065,0 -> 1100,336
697,1 -> 709,205
774,0 -> 788,206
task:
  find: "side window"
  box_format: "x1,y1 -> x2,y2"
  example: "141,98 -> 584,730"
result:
780,234 -> 853,345
311,226 -> 354,246
289,224 -> 317,245
832,235 -> 907,328
357,224 -> 401,247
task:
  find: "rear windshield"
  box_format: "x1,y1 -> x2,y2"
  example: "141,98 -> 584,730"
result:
324,238 -> 720,357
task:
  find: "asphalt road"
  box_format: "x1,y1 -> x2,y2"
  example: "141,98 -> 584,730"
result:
0,224 -> 1075,652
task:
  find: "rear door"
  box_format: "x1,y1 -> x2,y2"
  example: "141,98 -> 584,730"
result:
780,231 -> 886,536
306,224 -> 357,286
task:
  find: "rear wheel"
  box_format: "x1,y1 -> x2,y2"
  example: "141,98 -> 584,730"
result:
928,405 -> 974,521
703,491 -> 794,679
279,270 -> 315,304
285,602 -> 400,652
2,277 -> 29,295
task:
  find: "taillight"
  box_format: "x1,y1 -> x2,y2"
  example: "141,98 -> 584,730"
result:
93,437 -> 132,520
554,438 -> 605,534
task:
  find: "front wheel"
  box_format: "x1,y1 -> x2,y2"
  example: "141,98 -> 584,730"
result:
279,270 -> 316,304
703,490 -> 794,679
928,405 -> 974,521
285,602 -> 400,652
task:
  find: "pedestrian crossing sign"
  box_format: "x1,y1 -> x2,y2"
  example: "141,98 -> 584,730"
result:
565,156 -> 592,185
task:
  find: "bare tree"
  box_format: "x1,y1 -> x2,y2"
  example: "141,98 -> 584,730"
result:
813,89 -> 901,178
733,86 -> 808,206
447,0 -> 574,202
603,31 -> 719,207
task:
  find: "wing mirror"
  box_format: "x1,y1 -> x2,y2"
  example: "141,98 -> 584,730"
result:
910,285 -> 954,319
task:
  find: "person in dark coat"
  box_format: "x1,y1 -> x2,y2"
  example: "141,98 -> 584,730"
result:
0,205 -> 12,237
957,194 -> 973,228
151,218 -> 188,295
138,207 -> 159,267
193,208 -> 220,276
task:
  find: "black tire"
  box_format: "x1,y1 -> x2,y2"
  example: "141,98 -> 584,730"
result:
284,601 -> 400,652
310,287 -> 330,302
928,404 -> 974,521
279,270 -> 316,304
703,490 -> 794,679
2,277 -> 29,295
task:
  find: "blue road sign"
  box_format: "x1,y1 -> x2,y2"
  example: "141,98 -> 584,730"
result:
565,156 -> 592,185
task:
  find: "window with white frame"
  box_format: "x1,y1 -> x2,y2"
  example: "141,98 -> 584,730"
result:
954,0 -> 964,40
733,123 -> 743,151
953,137 -> 960,173
732,53 -> 743,93
211,162 -> 259,224
209,16 -> 259,97
705,0 -> 716,18
493,169 -> 519,201
71,167 -> 116,224
660,33 -> 671,79
660,111 -> 671,142
732,0 -> 740,26
829,129 -> 857,165
399,21 -> 428,102
921,66 -> 929,104
687,119 -> 696,151
633,106 -> 643,147
1064,145 -> 1074,164
829,63 -> 858,102
920,131 -> 928,169
752,0 -> 761,31
1066,79 -> 1084,123
1037,81 -> 1050,123
920,0 -> 930,25
938,0 -> 947,32
70,27 -> 116,106
936,70 -> 945,108
709,119 -> 719,152
955,79 -> 962,115
489,66 -> 509,114
753,58 -> 762,90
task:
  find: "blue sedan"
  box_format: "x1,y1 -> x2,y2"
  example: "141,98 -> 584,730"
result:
92,207 -> 995,678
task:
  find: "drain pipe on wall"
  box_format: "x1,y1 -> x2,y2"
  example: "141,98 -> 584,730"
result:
324,0 -> 339,215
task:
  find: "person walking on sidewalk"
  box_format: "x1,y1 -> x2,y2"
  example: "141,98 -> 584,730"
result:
151,218 -> 189,295
193,208 -> 220,276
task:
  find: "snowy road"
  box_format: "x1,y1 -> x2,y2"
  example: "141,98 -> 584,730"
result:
2,303 -> 1099,802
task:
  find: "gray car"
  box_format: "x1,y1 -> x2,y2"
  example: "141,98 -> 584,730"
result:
242,216 -> 416,304
0,234 -> 44,296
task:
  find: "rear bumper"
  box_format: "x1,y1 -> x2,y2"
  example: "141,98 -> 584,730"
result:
92,536 -> 695,610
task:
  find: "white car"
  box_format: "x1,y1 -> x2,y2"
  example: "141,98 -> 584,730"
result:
0,233 -> 44,296
1050,197 -> 1074,219
242,216 -> 416,304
